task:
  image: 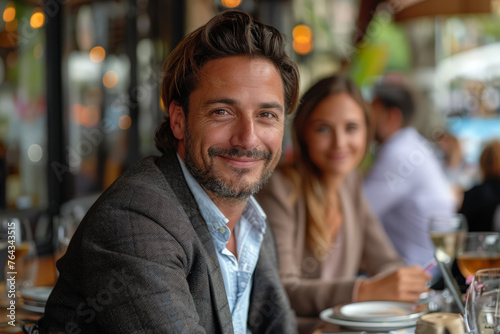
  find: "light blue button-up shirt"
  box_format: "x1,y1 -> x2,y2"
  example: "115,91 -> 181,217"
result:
177,154 -> 266,334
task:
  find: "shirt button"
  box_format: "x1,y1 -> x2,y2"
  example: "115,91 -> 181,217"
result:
218,227 -> 225,233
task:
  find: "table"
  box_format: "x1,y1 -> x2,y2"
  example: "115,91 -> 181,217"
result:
0,256 -> 57,333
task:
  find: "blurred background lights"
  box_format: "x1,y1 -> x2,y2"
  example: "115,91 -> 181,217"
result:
118,115 -> 132,130
72,103 -> 101,127
28,144 -> 43,163
221,0 -> 241,8
103,70 -> 118,88
3,5 -> 15,22
89,46 -> 106,63
292,24 -> 313,55
30,11 -> 44,29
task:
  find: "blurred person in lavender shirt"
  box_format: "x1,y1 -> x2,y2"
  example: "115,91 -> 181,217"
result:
363,76 -> 456,267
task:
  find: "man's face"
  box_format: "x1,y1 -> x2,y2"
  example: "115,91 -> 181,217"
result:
176,56 -> 285,199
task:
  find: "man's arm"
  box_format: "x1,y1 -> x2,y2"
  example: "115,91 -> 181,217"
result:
39,184 -> 221,333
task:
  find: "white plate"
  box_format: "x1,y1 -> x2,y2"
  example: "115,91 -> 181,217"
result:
335,301 -> 428,322
19,286 -> 53,302
319,308 -> 419,331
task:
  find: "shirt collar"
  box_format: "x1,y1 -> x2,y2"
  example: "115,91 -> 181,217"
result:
177,153 -> 228,232
176,153 -> 267,234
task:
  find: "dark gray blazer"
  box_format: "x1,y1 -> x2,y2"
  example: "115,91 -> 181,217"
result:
38,150 -> 297,333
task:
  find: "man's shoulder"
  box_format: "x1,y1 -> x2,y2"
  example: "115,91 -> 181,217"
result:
85,153 -> 191,229
104,152 -> 181,195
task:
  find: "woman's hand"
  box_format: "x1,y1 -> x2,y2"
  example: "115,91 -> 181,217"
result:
356,265 -> 432,302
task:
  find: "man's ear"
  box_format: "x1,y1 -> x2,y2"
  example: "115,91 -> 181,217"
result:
169,101 -> 186,141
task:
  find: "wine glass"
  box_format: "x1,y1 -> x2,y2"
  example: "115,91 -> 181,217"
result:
456,232 -> 500,280
429,213 -> 468,265
464,268 -> 500,334
0,214 -> 38,291
0,218 -> 9,306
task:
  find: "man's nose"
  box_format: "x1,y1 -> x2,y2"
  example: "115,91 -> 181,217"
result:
230,117 -> 259,148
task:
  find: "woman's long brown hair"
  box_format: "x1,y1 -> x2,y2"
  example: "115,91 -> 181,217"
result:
281,74 -> 370,259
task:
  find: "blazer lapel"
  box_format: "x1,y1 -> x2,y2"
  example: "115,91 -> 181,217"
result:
157,151 -> 233,332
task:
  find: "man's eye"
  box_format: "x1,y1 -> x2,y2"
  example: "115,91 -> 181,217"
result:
260,112 -> 276,119
213,110 -> 229,116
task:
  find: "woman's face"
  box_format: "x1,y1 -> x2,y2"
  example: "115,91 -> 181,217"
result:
304,92 -> 367,178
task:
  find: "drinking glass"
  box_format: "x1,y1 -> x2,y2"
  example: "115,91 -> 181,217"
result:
457,232 -> 500,280
430,214 -> 468,265
0,214 -> 37,302
464,268 -> 500,334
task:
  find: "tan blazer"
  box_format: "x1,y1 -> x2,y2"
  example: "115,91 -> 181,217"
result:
256,169 -> 404,333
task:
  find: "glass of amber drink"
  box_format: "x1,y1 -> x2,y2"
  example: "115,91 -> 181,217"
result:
457,232 -> 500,279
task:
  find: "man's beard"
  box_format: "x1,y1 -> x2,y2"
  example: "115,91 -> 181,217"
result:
184,137 -> 275,199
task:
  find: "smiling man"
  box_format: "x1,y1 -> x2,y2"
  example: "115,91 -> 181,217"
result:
38,10 -> 300,334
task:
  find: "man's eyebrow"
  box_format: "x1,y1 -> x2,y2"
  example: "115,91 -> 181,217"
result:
260,102 -> 284,113
204,99 -> 284,113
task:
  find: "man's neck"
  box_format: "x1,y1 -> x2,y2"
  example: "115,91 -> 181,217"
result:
380,126 -> 404,144
206,191 -> 248,232
208,192 -> 249,259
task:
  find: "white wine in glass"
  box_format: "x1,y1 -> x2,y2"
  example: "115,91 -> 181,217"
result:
1,215 -> 37,290
429,214 -> 468,264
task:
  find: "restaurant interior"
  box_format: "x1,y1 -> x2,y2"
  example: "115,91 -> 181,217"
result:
1,0 -> 500,332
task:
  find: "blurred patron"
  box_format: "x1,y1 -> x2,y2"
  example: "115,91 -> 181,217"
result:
435,131 -> 476,209
460,140 -> 500,232
256,75 -> 430,334
363,76 -> 456,267
37,10 -> 299,333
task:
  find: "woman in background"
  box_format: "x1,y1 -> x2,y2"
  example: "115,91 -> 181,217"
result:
460,140 -> 500,231
256,75 -> 430,333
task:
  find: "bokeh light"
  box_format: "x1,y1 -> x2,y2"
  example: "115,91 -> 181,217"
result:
292,24 -> 313,55
221,0 -> 241,8
72,104 -> 101,127
103,71 -> 119,88
118,115 -> 132,130
27,144 -> 43,163
30,12 -> 45,29
3,6 -> 15,22
89,46 -> 106,63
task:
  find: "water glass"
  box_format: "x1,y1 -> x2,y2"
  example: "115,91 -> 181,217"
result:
464,268 -> 500,334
